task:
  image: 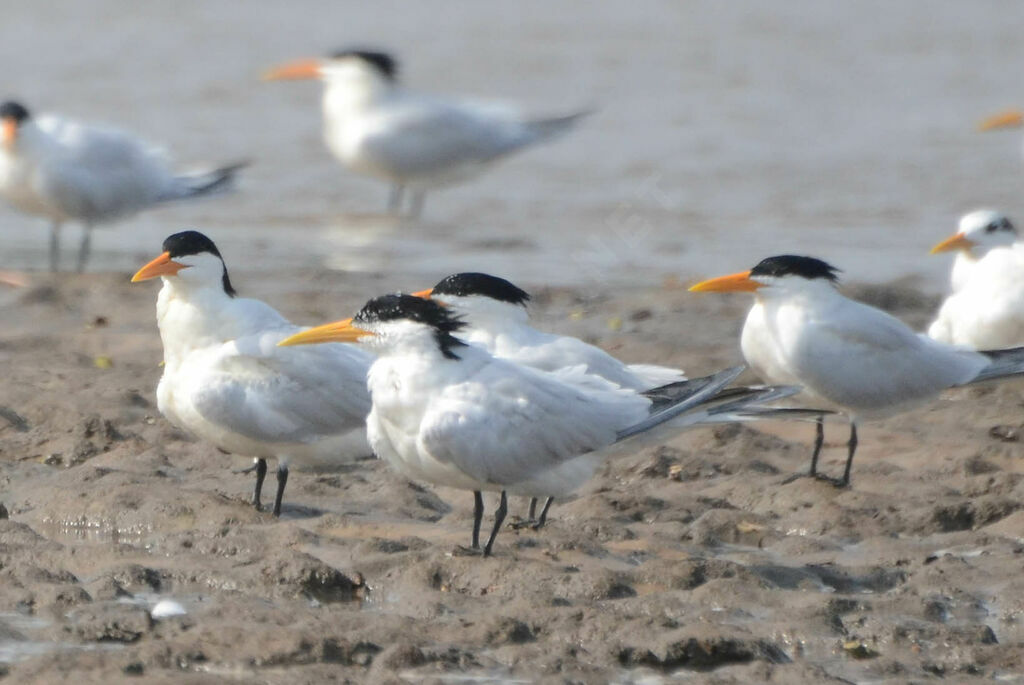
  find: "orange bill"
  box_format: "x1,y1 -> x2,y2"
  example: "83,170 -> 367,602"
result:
262,58 -> 322,81
411,288 -> 433,299
929,232 -> 975,254
978,108 -> 1024,131
1,118 -> 17,146
277,318 -> 375,346
688,270 -> 762,293
131,252 -> 187,282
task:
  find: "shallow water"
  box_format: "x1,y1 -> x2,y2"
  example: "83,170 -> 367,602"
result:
0,1 -> 1022,290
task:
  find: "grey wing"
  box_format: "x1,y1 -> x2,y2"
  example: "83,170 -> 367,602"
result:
190,331 -> 372,444
38,116 -> 175,217
796,302 -> 984,408
419,363 -> 645,487
364,101 -> 530,175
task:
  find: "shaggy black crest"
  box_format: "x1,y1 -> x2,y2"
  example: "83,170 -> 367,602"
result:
329,49 -> 398,81
750,255 -> 840,282
355,293 -> 467,359
432,272 -> 531,306
0,101 -> 30,123
985,216 -> 1016,235
161,230 -> 236,297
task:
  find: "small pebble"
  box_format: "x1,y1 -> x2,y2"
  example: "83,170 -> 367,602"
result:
151,599 -> 187,619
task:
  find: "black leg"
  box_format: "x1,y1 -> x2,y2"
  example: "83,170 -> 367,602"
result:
809,414 -> 825,476
49,221 -> 62,272
483,491 -> 508,557
471,491 -> 484,549
252,458 -> 267,510
840,422 -> 858,487
533,497 -> 554,530
387,184 -> 404,212
528,497 -> 538,520
76,224 -> 93,273
273,463 -> 288,517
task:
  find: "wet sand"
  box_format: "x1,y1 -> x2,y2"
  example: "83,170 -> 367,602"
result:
1,269 -> 1023,683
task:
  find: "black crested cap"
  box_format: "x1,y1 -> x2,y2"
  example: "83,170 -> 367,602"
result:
162,230 -> 222,259
750,255 -> 840,282
432,272 -> 530,306
355,293 -> 467,359
160,230 -> 236,297
329,49 -> 398,81
0,101 -> 30,123
985,216 -> 1016,234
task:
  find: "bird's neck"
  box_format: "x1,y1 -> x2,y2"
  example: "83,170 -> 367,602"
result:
323,77 -> 391,116
155,280 -> 238,363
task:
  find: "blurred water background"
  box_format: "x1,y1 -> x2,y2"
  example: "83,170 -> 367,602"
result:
0,0 -> 1022,291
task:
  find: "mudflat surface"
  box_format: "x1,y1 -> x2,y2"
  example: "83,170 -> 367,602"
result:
1,270 -> 1023,683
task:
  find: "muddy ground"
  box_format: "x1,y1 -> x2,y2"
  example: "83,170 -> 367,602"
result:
1,268 -> 1023,684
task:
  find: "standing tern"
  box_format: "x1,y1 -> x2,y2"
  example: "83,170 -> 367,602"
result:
132,230 -> 373,516
0,101 -> 245,272
416,271 -> 686,525
263,49 -> 588,217
279,293 -> 799,556
929,210 -> 1024,349
416,272 -> 686,390
690,255 -> 1024,486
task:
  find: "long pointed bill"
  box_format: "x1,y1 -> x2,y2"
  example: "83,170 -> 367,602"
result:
689,270 -> 762,293
131,252 -> 187,282
411,288 -> 433,299
979,109 -> 1024,131
930,232 -> 975,254
1,118 -> 17,147
262,59 -> 322,81
278,318 -> 375,346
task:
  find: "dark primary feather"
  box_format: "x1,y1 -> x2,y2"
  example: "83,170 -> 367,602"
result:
751,255 -> 841,282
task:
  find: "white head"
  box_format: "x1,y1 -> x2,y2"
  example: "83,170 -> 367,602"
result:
690,255 -> 842,300
0,100 -> 32,152
417,272 -> 531,329
930,210 -> 1017,257
263,49 -> 398,97
131,230 -> 237,297
278,293 -> 470,360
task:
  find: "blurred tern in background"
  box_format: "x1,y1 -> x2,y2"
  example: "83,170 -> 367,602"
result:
0,101 -> 245,272
132,230 -> 372,516
691,255 -> 1024,486
929,210 -> 1024,348
279,294 -> 799,556
263,49 -> 588,217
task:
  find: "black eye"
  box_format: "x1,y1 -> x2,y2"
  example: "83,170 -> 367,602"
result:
985,223 -> 998,233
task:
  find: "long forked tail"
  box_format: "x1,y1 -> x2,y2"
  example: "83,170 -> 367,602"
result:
160,160 -> 250,202
524,109 -> 593,144
969,346 -> 1024,384
616,365 -> 746,441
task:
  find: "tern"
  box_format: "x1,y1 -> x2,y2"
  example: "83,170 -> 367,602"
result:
416,272 -> 686,390
132,230 -> 373,516
690,255 -> 1024,486
416,271 -> 686,525
263,49 -> 588,217
279,293 -> 799,556
0,101 -> 244,272
929,210 -> 1024,349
